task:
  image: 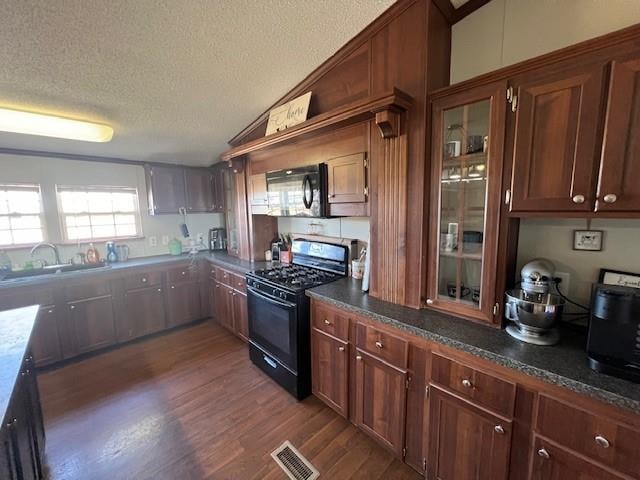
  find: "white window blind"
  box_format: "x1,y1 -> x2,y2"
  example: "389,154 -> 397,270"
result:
57,186 -> 142,241
0,184 -> 45,246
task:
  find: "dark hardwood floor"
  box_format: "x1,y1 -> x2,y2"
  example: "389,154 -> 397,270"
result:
38,320 -> 421,480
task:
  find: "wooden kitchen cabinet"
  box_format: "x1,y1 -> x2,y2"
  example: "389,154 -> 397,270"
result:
119,285 -> 166,341
428,81 -> 507,324
311,328 -> 349,418
214,281 -> 233,331
508,63 -> 607,213
30,305 -> 62,367
65,294 -> 117,356
166,280 -> 201,328
597,55 -> 640,213
248,173 -> 268,215
145,164 -> 187,214
426,385 -> 512,480
211,164 -> 226,213
233,289 -> 248,342
184,167 -> 214,213
212,272 -> 248,342
354,348 -> 407,456
327,153 -> 367,203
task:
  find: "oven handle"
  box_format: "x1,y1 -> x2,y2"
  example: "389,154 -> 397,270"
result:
247,286 -> 297,309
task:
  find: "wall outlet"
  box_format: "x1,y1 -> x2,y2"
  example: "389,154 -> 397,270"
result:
149,236 -> 157,247
554,271 -> 571,295
197,232 -> 204,244
161,235 -> 169,246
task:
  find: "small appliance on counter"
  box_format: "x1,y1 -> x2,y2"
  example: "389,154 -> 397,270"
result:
587,284 -> 640,383
505,258 -> 565,345
209,228 -> 227,252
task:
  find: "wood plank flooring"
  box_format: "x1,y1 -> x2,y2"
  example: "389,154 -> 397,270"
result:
38,321 -> 421,480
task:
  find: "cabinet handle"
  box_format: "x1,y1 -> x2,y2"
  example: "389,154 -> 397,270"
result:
375,341 -> 384,349
494,425 -> 505,435
603,193 -> 617,204
6,418 -> 16,428
47,309 -> 53,314
594,435 -> 610,449
426,298 -> 434,305
142,277 -> 147,282
356,355 -> 362,361
181,271 -> 186,275
232,292 -> 236,297
157,288 -> 162,292
171,285 -> 175,289
330,193 -> 336,198
338,346 -> 345,352
324,319 -> 331,325
537,448 -> 550,459
70,305 -> 76,310
461,379 -> 473,388
572,194 -> 585,204
504,189 -> 511,205
238,282 -> 242,287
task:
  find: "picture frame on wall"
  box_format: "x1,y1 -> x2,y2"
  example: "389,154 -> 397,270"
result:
599,268 -> 640,289
573,230 -> 603,251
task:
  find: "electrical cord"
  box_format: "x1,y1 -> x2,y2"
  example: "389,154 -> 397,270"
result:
553,278 -> 590,312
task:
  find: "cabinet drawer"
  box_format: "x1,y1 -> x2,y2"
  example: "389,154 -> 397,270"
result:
64,280 -> 111,301
231,272 -> 246,293
123,270 -> 163,289
0,287 -> 54,309
431,353 -> 515,418
355,322 -> 407,368
536,394 -> 640,477
215,266 -> 233,286
167,264 -> 197,283
312,303 -> 349,341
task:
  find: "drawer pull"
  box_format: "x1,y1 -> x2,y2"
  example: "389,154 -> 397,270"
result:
171,285 -> 175,289
47,309 -> 53,314
375,341 -> 384,349
338,346 -> 345,352
70,305 -> 76,310
461,379 -> 473,388
356,355 -> 362,361
324,319 -> 331,325
142,277 -> 147,282
594,435 -> 610,449
494,425 -> 505,435
572,194 -> 585,204
603,193 -> 617,204
537,448 -> 549,459
181,271 -> 186,275
157,288 -> 162,292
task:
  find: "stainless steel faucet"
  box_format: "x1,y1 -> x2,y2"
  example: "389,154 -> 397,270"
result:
30,242 -> 62,266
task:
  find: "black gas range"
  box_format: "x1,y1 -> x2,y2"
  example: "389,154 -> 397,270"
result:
246,239 -> 349,399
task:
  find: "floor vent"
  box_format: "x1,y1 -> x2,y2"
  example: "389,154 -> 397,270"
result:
271,441 -> 319,480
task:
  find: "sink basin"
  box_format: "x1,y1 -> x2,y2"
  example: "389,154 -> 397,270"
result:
1,262 -> 109,281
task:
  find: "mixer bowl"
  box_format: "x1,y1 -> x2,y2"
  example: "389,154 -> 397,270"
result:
505,289 -> 565,330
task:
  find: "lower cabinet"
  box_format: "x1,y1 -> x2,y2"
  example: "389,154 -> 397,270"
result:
426,385 -> 512,480
233,289 -> 248,341
311,328 -> 349,417
354,348 -> 407,456
30,306 -> 62,367
66,294 -> 117,356
119,285 -> 166,341
166,280 -> 201,328
211,267 -> 249,342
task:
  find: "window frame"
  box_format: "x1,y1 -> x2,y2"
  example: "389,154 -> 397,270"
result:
0,183 -> 47,248
55,184 -> 144,244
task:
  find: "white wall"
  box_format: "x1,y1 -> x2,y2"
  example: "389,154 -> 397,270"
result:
0,154 -> 224,267
451,0 -> 640,83
453,0 -> 640,309
277,217 -> 370,245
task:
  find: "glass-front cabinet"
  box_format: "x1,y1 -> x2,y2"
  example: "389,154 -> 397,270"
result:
426,82 -> 506,324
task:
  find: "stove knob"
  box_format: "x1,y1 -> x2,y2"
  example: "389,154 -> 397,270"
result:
279,292 -> 287,300
273,289 -> 278,297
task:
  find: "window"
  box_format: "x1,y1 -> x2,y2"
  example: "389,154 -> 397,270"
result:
57,186 -> 142,241
0,184 -> 45,246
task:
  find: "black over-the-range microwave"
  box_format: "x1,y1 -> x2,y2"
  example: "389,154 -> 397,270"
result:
265,163 -> 327,217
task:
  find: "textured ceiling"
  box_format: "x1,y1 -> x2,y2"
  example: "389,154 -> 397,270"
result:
0,0 -> 394,166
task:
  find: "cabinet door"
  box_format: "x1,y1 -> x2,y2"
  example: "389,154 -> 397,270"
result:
67,295 -> 117,355
311,329 -> 349,417
233,290 -> 249,341
249,173 -> 268,213
327,153 -> 367,203
31,305 -> 62,367
530,437 -> 626,480
166,280 -> 201,327
147,164 -> 186,214
121,286 -> 166,341
213,281 -> 231,329
211,166 -> 226,213
185,168 -> 213,213
0,426 -> 18,480
355,349 -> 407,455
509,63 -> 607,212
426,386 -> 512,480
428,81 -> 506,324
597,56 -> 640,212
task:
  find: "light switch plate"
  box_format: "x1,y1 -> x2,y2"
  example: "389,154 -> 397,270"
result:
149,236 -> 157,247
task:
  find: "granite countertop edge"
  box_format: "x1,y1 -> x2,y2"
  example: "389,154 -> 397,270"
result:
306,289 -> 640,413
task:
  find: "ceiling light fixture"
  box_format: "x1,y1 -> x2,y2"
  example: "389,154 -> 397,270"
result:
0,108 -> 113,142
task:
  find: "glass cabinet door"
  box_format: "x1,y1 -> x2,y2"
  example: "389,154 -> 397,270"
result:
427,83 -> 506,324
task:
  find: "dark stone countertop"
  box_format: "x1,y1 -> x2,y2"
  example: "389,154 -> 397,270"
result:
307,278 -> 640,413
0,305 -> 38,425
0,251 -> 270,290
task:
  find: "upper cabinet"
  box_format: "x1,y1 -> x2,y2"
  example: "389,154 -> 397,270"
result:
427,81 -> 506,324
508,63 -> 607,213
146,164 -> 224,215
327,153 -> 367,204
597,54 -> 640,213
248,173 -> 268,215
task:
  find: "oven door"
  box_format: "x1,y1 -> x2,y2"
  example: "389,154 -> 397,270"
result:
247,286 -> 298,371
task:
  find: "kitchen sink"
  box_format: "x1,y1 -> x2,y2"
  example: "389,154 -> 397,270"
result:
0,262 -> 110,281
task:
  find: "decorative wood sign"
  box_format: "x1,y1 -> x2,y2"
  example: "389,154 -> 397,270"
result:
265,92 -> 312,136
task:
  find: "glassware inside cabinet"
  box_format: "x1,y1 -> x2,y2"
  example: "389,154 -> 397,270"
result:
437,99 -> 490,309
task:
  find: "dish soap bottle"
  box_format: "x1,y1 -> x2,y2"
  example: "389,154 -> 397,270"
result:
105,241 -> 118,263
86,243 -> 100,264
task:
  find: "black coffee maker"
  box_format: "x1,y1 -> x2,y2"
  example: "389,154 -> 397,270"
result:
587,283 -> 640,383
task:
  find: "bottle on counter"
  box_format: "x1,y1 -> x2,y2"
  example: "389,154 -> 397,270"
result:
86,243 -> 101,264
106,241 -> 118,263
0,250 -> 11,272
